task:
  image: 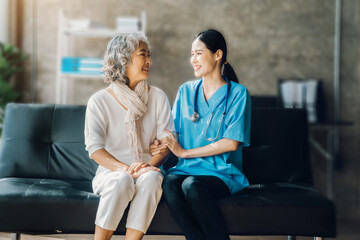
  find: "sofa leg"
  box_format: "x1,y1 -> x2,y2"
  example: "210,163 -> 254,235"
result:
11,233 -> 21,240
287,236 -> 296,240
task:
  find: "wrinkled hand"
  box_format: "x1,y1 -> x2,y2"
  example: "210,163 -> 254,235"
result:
130,166 -> 161,179
127,162 -> 149,175
162,129 -> 186,158
149,138 -> 168,156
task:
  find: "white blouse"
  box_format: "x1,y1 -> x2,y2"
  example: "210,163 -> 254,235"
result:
84,86 -> 174,167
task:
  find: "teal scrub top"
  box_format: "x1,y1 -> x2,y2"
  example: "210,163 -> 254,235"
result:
167,78 -> 251,194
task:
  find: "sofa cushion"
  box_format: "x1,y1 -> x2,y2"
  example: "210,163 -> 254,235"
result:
243,109 -> 312,184
0,177 -> 181,234
0,177 -> 98,232
223,183 -> 336,237
0,104 -> 98,180
0,178 -> 94,198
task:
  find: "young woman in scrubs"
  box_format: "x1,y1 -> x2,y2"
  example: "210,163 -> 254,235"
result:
152,29 -> 251,240
85,33 -> 174,240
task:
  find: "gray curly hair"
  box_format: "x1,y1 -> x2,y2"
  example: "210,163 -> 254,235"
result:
102,33 -> 149,84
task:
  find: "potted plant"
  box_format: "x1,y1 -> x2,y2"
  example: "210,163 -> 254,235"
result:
0,42 -> 26,136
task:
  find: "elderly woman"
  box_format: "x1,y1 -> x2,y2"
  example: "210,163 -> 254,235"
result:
84,33 -> 174,240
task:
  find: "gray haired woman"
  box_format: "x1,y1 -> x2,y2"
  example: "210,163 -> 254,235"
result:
84,33 -> 174,240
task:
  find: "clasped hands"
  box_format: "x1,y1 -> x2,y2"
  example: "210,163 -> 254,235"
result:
127,130 -> 183,178
149,129 -> 186,158
127,162 -> 160,179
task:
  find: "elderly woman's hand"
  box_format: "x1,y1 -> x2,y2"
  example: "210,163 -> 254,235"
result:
162,130 -> 187,158
149,139 -> 168,156
129,166 -> 161,179
127,162 -> 149,175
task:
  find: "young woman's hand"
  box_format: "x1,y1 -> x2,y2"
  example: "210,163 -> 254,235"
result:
163,129 -> 187,158
130,166 -> 161,179
149,139 -> 167,155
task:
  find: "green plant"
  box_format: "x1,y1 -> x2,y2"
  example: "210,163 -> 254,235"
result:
0,42 -> 26,136
0,42 -> 26,82
0,76 -> 19,108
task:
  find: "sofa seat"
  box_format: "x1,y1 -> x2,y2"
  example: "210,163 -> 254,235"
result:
0,178 -> 95,199
221,183 -> 336,237
0,176 -> 182,234
0,177 -> 99,233
0,177 -> 335,237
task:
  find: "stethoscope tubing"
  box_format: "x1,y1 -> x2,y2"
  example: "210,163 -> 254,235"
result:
191,77 -> 231,141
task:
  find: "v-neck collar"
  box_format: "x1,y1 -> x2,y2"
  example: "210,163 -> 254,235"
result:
197,82 -> 228,116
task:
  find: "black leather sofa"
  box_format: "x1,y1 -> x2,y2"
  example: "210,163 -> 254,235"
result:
0,104 -> 336,239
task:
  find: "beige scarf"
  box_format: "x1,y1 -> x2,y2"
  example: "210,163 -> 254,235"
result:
110,80 -> 148,162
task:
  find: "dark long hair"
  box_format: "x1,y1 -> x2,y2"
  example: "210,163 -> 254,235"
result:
194,29 -> 239,83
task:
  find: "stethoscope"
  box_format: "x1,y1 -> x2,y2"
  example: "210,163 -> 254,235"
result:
190,77 -> 231,142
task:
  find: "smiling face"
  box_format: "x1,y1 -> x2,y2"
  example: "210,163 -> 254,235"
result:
125,41 -> 151,88
190,38 -> 221,78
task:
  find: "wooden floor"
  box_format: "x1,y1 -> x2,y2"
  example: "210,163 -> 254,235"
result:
0,233 -> 358,240
1,219 -> 359,240
0,234 -> 319,240
0,233 -> 356,240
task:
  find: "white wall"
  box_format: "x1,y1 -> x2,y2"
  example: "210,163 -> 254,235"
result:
0,0 -> 9,43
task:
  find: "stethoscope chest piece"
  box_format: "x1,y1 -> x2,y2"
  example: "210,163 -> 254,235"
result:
191,111 -> 200,123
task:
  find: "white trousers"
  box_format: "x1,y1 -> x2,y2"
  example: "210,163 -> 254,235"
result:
92,167 -> 163,233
